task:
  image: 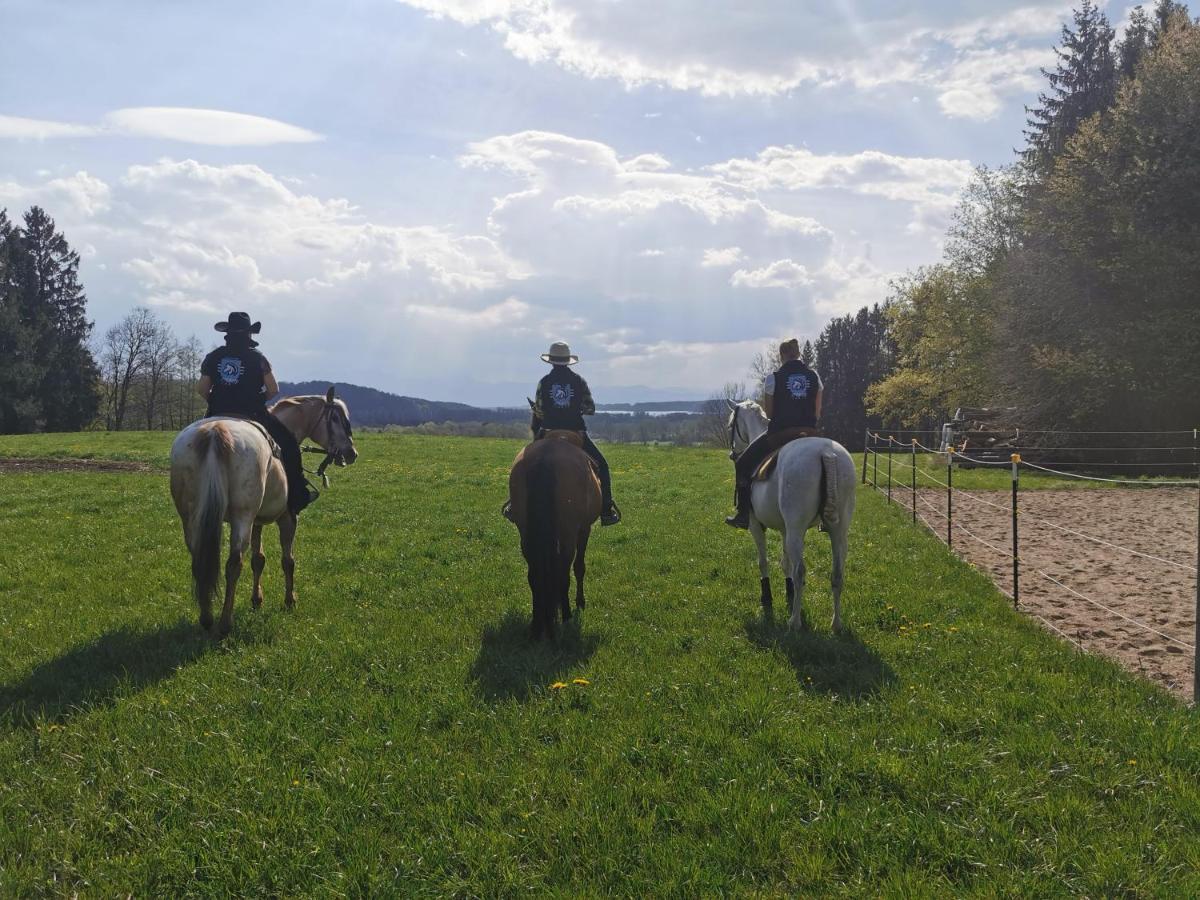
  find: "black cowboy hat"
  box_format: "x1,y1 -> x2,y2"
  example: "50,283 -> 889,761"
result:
214,311 -> 262,335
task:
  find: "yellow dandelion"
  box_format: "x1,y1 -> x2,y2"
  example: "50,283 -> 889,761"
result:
948,626 -> 959,633
572,678 -> 590,686
923,623 -> 931,628
550,681 -> 568,690
1127,759 -> 1137,766
292,779 -> 300,786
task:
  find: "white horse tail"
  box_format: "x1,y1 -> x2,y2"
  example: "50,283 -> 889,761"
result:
190,423 -> 231,608
820,446 -> 841,528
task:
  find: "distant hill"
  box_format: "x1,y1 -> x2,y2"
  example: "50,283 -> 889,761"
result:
277,381 -> 527,427
596,400 -> 706,413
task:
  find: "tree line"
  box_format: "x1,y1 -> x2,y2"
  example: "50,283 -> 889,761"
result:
715,1 -> 1199,453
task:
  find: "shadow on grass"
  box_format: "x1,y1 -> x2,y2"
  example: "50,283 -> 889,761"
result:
0,613 -> 275,729
744,612 -> 896,700
470,608 -> 602,703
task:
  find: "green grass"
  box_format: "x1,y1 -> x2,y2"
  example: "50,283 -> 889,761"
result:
1,433 -> 1198,895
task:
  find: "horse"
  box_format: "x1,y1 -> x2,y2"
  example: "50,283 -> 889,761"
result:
507,402 -> 602,639
169,387 -> 357,637
726,399 -> 856,632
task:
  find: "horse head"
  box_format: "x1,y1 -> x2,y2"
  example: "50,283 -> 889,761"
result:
727,399 -> 768,459
318,386 -> 358,467
527,397 -> 542,437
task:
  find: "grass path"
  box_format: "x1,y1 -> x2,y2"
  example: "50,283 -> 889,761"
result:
1,433 -> 1198,895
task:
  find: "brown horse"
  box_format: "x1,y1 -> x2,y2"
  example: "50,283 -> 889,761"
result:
169,387 -> 357,636
508,429 -> 602,639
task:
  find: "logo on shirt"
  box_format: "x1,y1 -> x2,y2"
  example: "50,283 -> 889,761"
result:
549,383 -> 574,408
217,356 -> 245,386
786,373 -> 810,399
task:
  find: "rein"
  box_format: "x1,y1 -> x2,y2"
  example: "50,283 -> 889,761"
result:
297,399 -> 353,487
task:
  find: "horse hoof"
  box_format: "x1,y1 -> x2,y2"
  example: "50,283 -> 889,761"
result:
251,593 -> 263,610
285,595 -> 296,609
576,597 -> 586,610
199,615 -> 213,631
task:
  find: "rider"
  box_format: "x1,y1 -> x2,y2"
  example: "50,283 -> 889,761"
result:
196,312 -> 317,516
725,338 -> 823,529
531,341 -> 621,526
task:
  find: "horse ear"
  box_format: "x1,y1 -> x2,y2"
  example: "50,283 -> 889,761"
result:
326,386 -> 336,403
527,397 -> 536,410
726,398 -> 737,412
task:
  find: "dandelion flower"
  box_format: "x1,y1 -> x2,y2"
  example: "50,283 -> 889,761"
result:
1127,759 -> 1137,766
550,681 -> 568,690
572,678 -> 590,686
292,779 -> 300,786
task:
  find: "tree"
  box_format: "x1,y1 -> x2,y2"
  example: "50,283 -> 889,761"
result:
812,304 -> 895,449
137,316 -> 177,429
0,206 -> 100,432
1118,6 -> 1153,80
1023,2 -> 1118,176
699,381 -> 746,448
100,308 -> 158,431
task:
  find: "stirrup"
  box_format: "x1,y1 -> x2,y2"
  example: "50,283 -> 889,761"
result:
501,500 -> 515,523
600,502 -> 621,526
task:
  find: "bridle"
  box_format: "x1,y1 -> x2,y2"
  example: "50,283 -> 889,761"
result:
300,399 -> 354,485
728,406 -> 747,461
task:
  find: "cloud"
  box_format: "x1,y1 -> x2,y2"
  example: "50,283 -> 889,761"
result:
731,258 -> 812,289
0,108 -> 322,146
405,296 -> 530,328
701,246 -> 743,267
397,0 -> 1067,118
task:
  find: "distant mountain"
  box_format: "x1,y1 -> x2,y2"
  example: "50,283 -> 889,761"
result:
276,381 -> 527,427
596,400 -> 707,413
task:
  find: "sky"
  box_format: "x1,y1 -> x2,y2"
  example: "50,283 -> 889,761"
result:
0,0 -> 1124,405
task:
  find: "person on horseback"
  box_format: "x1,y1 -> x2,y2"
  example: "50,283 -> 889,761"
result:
196,312 -> 317,516
522,341 -> 621,526
725,338 -> 822,529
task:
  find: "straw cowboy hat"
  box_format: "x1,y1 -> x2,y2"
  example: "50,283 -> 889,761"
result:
540,341 -> 579,365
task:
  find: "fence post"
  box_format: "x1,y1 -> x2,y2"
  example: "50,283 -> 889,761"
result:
873,438 -> 879,487
1011,454 -> 1021,608
946,447 -> 954,548
1194,478 -> 1198,704
887,436 -> 893,504
911,439 -> 917,524
862,427 -> 869,484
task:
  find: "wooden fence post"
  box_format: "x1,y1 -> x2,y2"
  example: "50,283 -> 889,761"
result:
946,448 -> 953,548
862,427 -> 869,484
911,439 -> 917,524
1012,454 -> 1021,608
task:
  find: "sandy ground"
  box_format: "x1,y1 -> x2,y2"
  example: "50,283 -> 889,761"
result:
899,486 -> 1199,697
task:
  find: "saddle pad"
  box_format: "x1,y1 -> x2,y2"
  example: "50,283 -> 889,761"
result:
540,429 -> 584,448
202,416 -> 280,458
752,428 -> 820,482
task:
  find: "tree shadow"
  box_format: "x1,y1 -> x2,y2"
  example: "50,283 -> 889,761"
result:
744,612 -> 896,700
0,615 -> 269,729
470,608 -> 602,703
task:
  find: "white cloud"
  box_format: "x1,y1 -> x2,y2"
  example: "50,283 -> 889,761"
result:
701,246 -> 743,267
0,108 -> 322,146
731,258 -> 812,289
0,114 -> 97,140
397,0 -> 1067,118
405,296 -> 530,328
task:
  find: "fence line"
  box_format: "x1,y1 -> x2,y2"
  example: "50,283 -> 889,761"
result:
863,432 -> 1200,700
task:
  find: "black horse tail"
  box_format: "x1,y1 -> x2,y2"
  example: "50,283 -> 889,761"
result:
191,425 -> 229,612
524,453 -> 558,637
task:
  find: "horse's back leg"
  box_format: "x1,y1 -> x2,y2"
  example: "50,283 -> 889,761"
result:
780,535 -> 794,616
249,523 -> 265,609
829,520 -> 849,633
574,525 -> 590,610
278,513 -> 297,608
219,517 -> 252,637
749,516 -> 772,614
558,544 -> 574,624
784,528 -> 808,631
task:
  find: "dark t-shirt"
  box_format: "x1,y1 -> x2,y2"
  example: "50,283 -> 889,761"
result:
201,344 -> 272,416
768,359 -> 821,432
536,367 -> 593,431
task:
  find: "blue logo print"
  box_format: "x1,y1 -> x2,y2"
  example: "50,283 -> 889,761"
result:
217,356 -> 245,386
786,374 -> 810,399
550,383 -> 574,408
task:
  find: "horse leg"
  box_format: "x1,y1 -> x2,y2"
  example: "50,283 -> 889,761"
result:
785,529 -> 808,632
249,523 -> 266,609
749,515 -> 772,614
829,520 -> 849,633
558,546 -> 573,624
780,535 -> 795,616
574,526 -> 590,611
218,519 -> 251,637
278,513 -> 298,609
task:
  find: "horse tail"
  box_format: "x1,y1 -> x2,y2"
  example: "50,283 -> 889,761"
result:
820,445 -> 841,528
191,424 -> 230,608
525,453 -> 558,632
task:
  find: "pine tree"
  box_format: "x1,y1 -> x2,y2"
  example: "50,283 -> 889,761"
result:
1152,0 -> 1192,43
1119,6 -> 1154,80
1023,2 -> 1117,175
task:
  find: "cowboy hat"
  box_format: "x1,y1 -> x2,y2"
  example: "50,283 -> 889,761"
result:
214,312 -> 262,334
540,341 -> 579,365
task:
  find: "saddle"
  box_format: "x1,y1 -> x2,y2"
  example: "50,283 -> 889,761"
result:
537,428 -> 584,448
752,427 -> 821,482
203,415 -> 281,458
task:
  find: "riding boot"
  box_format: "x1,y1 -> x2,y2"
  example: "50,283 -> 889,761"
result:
600,493 -> 621,526
725,481 -> 751,529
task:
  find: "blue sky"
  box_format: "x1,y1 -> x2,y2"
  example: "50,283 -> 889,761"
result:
1,0 -> 1116,404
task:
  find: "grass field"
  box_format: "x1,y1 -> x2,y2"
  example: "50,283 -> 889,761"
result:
1,433 -> 1198,895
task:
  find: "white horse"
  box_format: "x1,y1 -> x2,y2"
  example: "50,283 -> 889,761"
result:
169,387 -> 357,637
726,399 -> 856,631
